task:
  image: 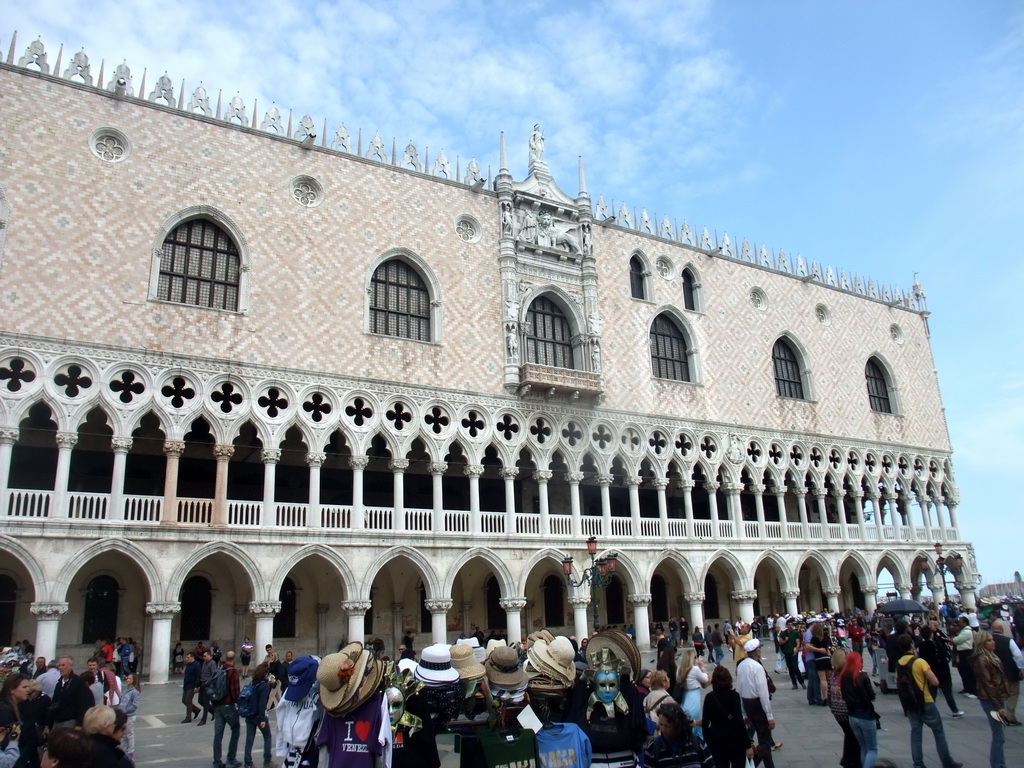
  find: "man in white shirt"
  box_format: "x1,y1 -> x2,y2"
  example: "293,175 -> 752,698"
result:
736,639 -> 775,768
37,660 -> 60,699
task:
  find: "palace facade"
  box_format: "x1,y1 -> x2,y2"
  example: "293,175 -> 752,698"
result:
0,37 -> 975,683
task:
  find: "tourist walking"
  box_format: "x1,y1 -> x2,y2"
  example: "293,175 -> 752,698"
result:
839,651 -> 879,768
735,640 -> 775,768
242,663 -> 272,768
701,666 -> 753,768
990,621 -> 1024,724
970,630 -> 1010,768
182,652 -> 202,722
894,633 -> 962,768
952,617 -> 977,698
918,625 -> 964,718
119,673 -> 140,763
825,649 -> 859,768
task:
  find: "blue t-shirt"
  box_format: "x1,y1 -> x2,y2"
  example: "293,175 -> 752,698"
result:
537,722 -> 592,768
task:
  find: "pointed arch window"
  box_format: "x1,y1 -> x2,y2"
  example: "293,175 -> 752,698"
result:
526,296 -> 574,369
180,575 -> 212,641
274,577 -> 297,638
772,338 -> 805,399
629,256 -> 647,300
681,268 -> 697,311
158,219 -> 241,311
866,358 -> 893,413
650,314 -> 691,381
370,259 -> 431,341
542,575 -> 565,627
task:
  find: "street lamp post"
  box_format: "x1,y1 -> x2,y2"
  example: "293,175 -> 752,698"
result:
562,536 -> 618,633
934,542 -> 964,623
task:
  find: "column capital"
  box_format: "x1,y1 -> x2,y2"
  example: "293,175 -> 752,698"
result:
720,482 -> 743,494
848,489 -> 864,499
316,603 -> 330,615
625,476 -> 643,488
111,437 -> 133,454
389,458 -> 410,472
349,455 -> 369,471
596,474 -> 614,487
341,600 -> 373,615
30,602 -> 68,618
498,597 -> 528,611
56,432 -> 79,450
249,601 -> 282,616
213,444 -> 235,461
261,449 -> 282,464
860,583 -> 878,594
306,451 -> 326,467
730,590 -> 757,602
792,487 -> 807,497
568,595 -> 591,608
234,604 -> 249,616
499,467 -> 519,480
424,598 -> 454,613
465,464 -> 484,478
822,587 -> 843,597
684,592 -> 706,603
428,461 -> 448,475
627,593 -> 652,607
533,470 -> 553,483
566,471 -> 585,484
677,479 -> 695,491
957,582 -> 978,591
651,479 -> 669,491
749,483 -> 765,494
145,601 -> 182,619
163,439 -> 186,458
896,583 -> 913,594
703,481 -> 720,492
831,488 -> 847,499
781,589 -> 801,599
810,487 -> 827,499
0,428 -> 19,445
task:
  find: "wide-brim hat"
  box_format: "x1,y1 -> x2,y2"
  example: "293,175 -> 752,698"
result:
450,643 -> 486,680
586,630 -> 641,680
486,645 -> 527,688
415,643 -> 460,686
338,657 -> 385,717
526,637 -> 574,687
317,643 -> 369,713
457,636 -> 486,663
485,638 -> 505,658
527,630 -> 555,648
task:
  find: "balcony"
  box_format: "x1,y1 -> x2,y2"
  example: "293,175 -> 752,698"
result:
518,363 -> 603,399
2,488 -> 962,545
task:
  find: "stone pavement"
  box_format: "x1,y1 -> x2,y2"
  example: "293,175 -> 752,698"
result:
132,650 -> 1022,767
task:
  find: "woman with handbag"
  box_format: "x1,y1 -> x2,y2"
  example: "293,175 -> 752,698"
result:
826,649 -> 860,768
701,666 -> 753,768
676,647 -> 708,738
839,651 -> 879,768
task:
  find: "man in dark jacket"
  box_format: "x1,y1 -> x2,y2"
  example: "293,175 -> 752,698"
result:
47,656 -> 94,729
212,651 -> 241,768
182,652 -> 203,722
197,649 -> 219,726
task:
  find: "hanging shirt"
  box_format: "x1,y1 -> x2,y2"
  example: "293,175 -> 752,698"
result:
536,722 -> 592,768
317,695 -> 385,768
477,727 -> 540,768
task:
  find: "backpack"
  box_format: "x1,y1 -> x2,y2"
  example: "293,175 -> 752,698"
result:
206,669 -> 228,705
896,658 -> 925,714
237,682 -> 257,717
120,643 -> 132,660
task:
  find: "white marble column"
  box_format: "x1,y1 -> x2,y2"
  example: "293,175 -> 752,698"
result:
0,429 -> 17,514
653,479 -> 669,537
535,470 -> 552,535
108,437 -> 132,520
51,432 -> 78,518
957,581 -> 978,611
917,494 -> 933,542
212,444 -> 234,526
812,488 -> 830,540
145,601 -> 181,684
723,483 -> 743,538
794,488 -> 810,539
162,440 -> 185,524
306,452 -> 325,529
390,459 -> 408,532
861,586 -> 878,613
251,601 -> 281,660
499,597 -> 527,646
849,489 -> 866,540
945,494 -> 961,536
570,595 -> 590,640
342,600 -> 372,645
261,449 -> 280,528
897,583 -> 913,600
425,598 -> 454,645
751,483 -> 766,538
824,587 -> 841,614
429,462 -> 447,533
932,494 -> 947,539
567,472 -> 583,538
832,488 -> 848,540
731,590 -> 756,624
626,476 -> 642,537
499,467 -> 518,533
316,604 -> 330,655
466,464 -> 483,535
349,456 -> 368,530
685,592 -> 705,638
597,474 -> 613,538
679,480 -> 695,537
30,602 -> 68,663
705,481 -> 720,536
898,493 -> 916,541
628,593 -> 652,649
782,589 -> 800,617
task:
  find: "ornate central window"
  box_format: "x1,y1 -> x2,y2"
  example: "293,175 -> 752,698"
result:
526,296 -> 573,369
158,219 -> 240,311
370,259 -> 431,341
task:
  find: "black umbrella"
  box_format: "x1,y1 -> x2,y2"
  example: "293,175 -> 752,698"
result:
877,598 -> 928,615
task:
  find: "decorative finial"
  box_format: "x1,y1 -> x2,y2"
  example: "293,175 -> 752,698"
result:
578,156 -> 587,195
499,131 -> 507,173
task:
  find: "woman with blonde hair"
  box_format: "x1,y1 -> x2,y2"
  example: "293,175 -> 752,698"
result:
676,646 -> 708,737
970,630 -> 1010,768
643,670 -> 676,736
805,621 -> 833,704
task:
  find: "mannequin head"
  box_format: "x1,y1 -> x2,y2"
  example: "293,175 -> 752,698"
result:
385,685 -> 405,726
594,670 -> 619,705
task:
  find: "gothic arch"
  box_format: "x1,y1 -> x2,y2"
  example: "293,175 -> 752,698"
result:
361,546 -> 442,600
444,547 -> 516,598
874,550 -> 910,588
649,550 -> 700,593
751,551 -> 794,592
167,541 -> 264,602
52,538 -> 160,604
520,547 -> 577,597
0,535 -> 46,600
837,550 -> 873,585
268,544 -> 358,602
701,550 -> 748,592
794,550 -> 837,589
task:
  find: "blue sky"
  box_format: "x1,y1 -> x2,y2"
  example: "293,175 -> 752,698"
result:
5,1 -> 1020,585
